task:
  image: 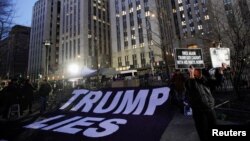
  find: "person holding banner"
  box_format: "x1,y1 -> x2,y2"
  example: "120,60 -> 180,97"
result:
185,63 -> 227,141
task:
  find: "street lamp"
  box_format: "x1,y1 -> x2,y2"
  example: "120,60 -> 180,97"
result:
43,40 -> 51,77
67,63 -> 80,76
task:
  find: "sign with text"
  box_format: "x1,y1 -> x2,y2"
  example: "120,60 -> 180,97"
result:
175,48 -> 205,69
21,87 -> 174,141
210,48 -> 230,68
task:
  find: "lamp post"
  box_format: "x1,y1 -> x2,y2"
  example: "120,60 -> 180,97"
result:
43,40 -> 51,77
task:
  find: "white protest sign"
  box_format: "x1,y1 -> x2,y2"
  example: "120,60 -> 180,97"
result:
210,48 -> 230,68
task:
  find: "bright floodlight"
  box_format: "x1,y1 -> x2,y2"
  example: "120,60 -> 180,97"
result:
68,64 -> 79,75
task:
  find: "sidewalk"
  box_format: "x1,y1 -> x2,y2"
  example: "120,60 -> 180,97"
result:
160,112 -> 199,141
160,108 -> 242,141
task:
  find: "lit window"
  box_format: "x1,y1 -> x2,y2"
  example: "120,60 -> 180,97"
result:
137,5 -> 141,10
140,43 -> 144,48
205,15 -> 210,20
145,11 -> 150,17
198,25 -> 203,30
132,35 -> 136,39
130,8 -> 133,13
173,9 -> 176,13
122,11 -> 126,15
93,16 -> 97,20
179,6 -> 184,11
178,0 -> 182,4
181,21 -> 186,26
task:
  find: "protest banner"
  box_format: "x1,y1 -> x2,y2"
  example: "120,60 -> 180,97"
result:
175,48 -> 205,69
19,87 -> 174,141
210,48 -> 230,68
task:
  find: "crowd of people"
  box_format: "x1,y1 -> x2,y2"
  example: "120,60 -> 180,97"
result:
0,77 -> 52,119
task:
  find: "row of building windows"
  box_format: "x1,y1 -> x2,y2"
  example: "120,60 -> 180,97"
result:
61,38 -> 80,63
115,0 -> 154,51
117,52 -> 149,68
172,0 -> 210,38
62,0 -> 81,36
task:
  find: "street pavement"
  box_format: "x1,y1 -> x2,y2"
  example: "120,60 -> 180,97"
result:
160,111 -> 199,141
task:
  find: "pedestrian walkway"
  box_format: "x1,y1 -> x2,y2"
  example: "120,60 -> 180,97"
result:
160,112 -> 199,141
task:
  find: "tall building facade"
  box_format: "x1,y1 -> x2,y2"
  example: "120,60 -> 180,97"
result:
110,0 -> 173,71
169,0 -> 213,48
28,0 -> 61,81
59,0 -> 111,78
0,25 -> 30,79
0,38 -> 9,79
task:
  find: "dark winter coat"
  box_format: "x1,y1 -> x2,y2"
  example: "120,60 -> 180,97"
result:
185,77 -> 215,110
39,82 -> 52,97
23,83 -> 35,101
185,68 -> 224,110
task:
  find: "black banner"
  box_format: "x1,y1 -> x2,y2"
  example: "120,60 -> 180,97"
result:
175,48 -> 205,69
21,87 -> 174,141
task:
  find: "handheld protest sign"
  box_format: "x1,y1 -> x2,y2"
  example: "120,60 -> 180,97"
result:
174,48 -> 205,69
210,48 -> 230,68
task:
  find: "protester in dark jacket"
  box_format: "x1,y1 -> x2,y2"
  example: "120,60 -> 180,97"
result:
23,79 -> 35,114
185,63 -> 227,141
38,78 -> 52,114
2,79 -> 19,119
170,69 -> 186,113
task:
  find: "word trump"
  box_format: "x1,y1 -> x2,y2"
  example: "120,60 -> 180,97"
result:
59,87 -> 170,115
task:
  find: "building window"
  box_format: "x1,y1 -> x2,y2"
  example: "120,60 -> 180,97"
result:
198,25 -> 203,30
140,53 -> 145,67
136,5 -> 141,10
69,41 -> 72,59
204,15 -> 210,20
173,9 -> 176,13
118,57 -> 122,67
179,6 -> 184,11
181,21 -> 186,26
73,40 -> 76,58
122,11 -> 126,15
62,43 -> 64,63
66,42 -> 68,59
125,55 -> 129,66
78,38 -> 80,55
132,54 -> 137,67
